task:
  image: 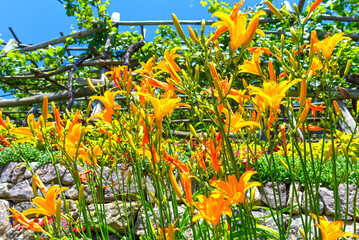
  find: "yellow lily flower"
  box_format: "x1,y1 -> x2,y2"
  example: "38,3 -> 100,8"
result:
32,174 -> 47,193
210,172 -> 261,204
222,109 -> 261,133
310,213 -> 359,240
193,192 -> 232,226
138,93 -> 190,123
314,33 -> 351,58
22,185 -> 67,217
211,8 -> 265,51
249,79 -> 302,112
91,90 -> 122,112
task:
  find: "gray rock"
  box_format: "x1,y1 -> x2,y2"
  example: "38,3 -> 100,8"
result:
339,184 -> 359,220
319,187 -> 336,216
0,200 -> 11,235
4,228 -> 35,240
342,220 -> 359,239
261,182 -> 287,210
65,184 -> 93,203
8,180 -> 34,203
62,170 -> 75,185
287,182 -> 302,214
0,162 -> 20,183
301,189 -> 324,215
87,201 -> 139,234
35,163 -> 66,184
0,183 -> 13,198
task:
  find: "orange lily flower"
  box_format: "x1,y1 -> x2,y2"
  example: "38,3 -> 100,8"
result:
134,55 -> 156,77
206,137 -> 222,173
8,207 -> 50,236
163,150 -> 189,173
314,33 -> 351,58
238,49 -> 265,76
193,193 -> 232,226
299,124 -> 325,133
22,185 -> 68,217
308,57 -> 323,76
303,0 -> 323,23
91,90 -> 122,112
210,5 -> 265,51
32,174 -> 47,193
78,144 -> 102,165
51,102 -> 64,134
0,109 -> 8,129
10,114 -> 51,142
207,65 -> 250,105
249,79 -> 302,112
156,219 -> 181,240
310,103 -> 326,120
309,213 -> 359,240
222,109 -> 261,133
180,171 -> 193,207
210,171 -> 261,204
138,93 -> 190,123
206,1 -> 245,47
141,74 -> 183,93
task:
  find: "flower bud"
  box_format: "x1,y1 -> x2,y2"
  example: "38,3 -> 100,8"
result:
172,14 -> 187,42
265,1 -> 285,21
188,26 -> 200,45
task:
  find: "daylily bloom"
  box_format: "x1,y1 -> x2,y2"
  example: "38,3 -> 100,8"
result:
210,171 -> 261,204
0,109 -> 8,129
206,136 -> 222,173
134,55 -> 156,77
309,31 -> 320,58
106,65 -> 133,95
163,150 -> 189,173
238,49 -> 268,76
310,103 -> 326,120
299,124 -> 325,133
310,213 -> 359,240
10,114 -> 51,142
137,93 -> 190,123
156,219 -> 181,240
155,48 -> 183,85
78,144 -> 102,165
314,33 -> 351,58
32,174 -> 47,193
91,90 -> 122,113
303,0 -> 323,23
308,57 -> 323,77
210,3 -> 265,51
8,207 -> 50,236
141,74 -> 183,93
193,192 -> 232,226
222,109 -> 261,133
206,1 -> 245,50
22,185 -> 68,217
249,79 -> 302,112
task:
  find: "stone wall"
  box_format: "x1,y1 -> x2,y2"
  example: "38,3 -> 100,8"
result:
0,161 -> 358,239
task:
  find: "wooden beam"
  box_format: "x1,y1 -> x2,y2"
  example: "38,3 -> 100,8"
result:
19,27 -> 107,53
0,87 -> 96,108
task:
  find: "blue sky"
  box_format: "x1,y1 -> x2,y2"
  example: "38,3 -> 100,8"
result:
0,0 -> 292,44
0,0 -> 296,98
